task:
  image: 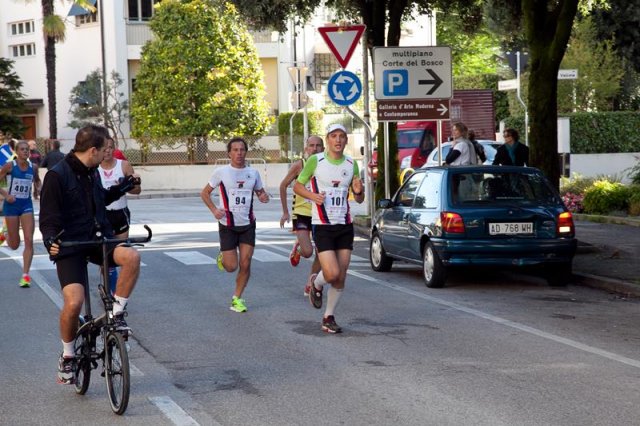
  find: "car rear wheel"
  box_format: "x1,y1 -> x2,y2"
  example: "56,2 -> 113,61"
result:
370,232 -> 393,272
545,262 -> 572,287
422,241 -> 447,288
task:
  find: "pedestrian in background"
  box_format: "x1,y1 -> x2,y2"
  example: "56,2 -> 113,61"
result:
445,122 -> 478,166
41,139 -> 65,169
200,137 -> 270,313
494,128 -> 529,166
468,129 -> 486,163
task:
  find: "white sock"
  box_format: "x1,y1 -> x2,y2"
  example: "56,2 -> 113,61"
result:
324,287 -> 343,317
62,340 -> 75,358
113,295 -> 128,315
314,271 -> 328,291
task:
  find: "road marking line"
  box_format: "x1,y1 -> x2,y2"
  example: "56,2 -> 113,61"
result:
348,270 -> 640,370
165,251 -> 214,265
149,396 -> 204,426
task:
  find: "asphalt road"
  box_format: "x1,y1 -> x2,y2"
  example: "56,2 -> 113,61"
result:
1,196 -> 640,425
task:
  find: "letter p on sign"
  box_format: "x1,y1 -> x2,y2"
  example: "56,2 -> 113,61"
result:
383,70 -> 408,96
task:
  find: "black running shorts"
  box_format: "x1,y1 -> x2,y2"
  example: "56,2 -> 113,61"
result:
312,224 -> 354,253
106,207 -> 131,235
292,214 -> 312,231
219,222 -> 256,251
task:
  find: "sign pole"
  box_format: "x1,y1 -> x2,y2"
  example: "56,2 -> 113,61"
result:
516,51 -> 529,146
383,122 -> 390,199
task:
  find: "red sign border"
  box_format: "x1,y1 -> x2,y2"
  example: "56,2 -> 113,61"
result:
318,25 -> 366,69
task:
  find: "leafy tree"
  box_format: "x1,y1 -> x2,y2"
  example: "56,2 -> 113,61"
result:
39,0 -> 95,139
436,10 -> 502,77
0,58 -> 26,137
557,17 -> 623,113
67,69 -> 130,142
130,0 -> 272,140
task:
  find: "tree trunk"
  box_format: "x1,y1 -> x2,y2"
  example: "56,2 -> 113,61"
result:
42,0 -> 57,139
522,0 -> 579,189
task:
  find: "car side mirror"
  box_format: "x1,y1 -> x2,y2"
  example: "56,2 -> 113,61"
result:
377,199 -> 393,209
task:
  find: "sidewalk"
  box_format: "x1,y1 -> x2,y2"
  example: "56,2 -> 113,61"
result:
572,216 -> 640,297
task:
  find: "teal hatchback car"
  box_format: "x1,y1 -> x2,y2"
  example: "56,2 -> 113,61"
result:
370,166 -> 577,288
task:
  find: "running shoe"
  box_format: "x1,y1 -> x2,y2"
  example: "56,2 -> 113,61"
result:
0,230 -> 5,246
217,252 -> 224,271
322,315 -> 342,334
308,275 -> 323,309
19,274 -> 31,288
230,296 -> 247,313
289,242 -> 301,267
113,311 -> 132,333
304,273 -> 317,297
57,354 -> 76,385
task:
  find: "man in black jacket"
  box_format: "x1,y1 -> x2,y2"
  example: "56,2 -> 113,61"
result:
41,139 -> 65,169
39,125 -> 141,385
493,128 -> 529,166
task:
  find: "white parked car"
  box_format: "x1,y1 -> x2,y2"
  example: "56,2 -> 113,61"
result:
422,140 -> 503,168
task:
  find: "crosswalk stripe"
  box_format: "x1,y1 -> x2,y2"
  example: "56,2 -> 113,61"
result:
252,248 -> 288,262
165,251 -> 214,265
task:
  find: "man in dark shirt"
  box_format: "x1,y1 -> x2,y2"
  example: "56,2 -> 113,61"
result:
41,139 -> 65,169
39,125 -> 142,385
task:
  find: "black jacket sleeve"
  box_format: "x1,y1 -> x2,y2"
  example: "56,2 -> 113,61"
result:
493,146 -> 509,165
39,170 -> 64,242
445,149 -> 461,165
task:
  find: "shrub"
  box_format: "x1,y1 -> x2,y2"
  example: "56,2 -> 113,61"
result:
561,192 -> 584,213
559,173 -> 595,196
582,180 -> 631,214
629,185 -> 640,216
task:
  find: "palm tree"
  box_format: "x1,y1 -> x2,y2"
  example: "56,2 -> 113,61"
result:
40,0 -> 95,139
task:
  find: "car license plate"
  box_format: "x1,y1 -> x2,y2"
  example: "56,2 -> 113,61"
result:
489,222 -> 533,235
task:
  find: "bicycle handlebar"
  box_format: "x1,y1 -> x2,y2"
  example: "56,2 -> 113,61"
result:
59,225 -> 153,248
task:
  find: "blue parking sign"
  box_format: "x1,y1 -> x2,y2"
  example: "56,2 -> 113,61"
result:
383,70 -> 408,96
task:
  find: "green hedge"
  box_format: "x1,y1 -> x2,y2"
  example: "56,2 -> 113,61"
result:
504,112 -> 640,154
277,111 -> 324,154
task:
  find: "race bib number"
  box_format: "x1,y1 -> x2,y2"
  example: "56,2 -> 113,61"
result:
325,187 -> 348,218
228,188 -> 252,213
11,177 -> 32,199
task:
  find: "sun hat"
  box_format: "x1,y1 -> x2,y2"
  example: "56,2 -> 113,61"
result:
326,124 -> 348,135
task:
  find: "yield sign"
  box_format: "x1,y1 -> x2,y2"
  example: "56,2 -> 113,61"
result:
318,24 -> 366,69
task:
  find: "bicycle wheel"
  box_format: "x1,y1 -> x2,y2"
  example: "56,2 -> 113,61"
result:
73,331 -> 91,395
104,331 -> 130,415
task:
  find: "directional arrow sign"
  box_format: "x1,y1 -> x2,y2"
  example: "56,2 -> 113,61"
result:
418,69 -> 444,95
377,99 -> 450,122
373,46 -> 452,100
318,25 -> 366,69
327,70 -> 362,106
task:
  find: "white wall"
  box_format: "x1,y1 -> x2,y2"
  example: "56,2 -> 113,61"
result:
570,153 -> 640,184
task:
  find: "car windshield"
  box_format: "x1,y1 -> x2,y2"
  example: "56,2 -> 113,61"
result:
450,171 -> 561,206
397,130 -> 425,149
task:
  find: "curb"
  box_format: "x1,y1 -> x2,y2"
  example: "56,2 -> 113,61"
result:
572,273 -> 640,298
574,213 -> 640,227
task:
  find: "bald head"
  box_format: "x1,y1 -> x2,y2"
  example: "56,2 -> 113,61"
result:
304,135 -> 324,157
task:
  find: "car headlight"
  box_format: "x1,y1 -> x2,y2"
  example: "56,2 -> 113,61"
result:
400,155 -> 412,169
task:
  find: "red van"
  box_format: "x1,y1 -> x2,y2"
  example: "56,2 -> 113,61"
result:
368,121 -> 437,180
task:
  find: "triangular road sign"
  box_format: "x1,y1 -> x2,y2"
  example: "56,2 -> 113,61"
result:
318,24 -> 366,69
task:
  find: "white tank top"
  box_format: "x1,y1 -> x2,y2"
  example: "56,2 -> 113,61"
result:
98,159 -> 127,210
